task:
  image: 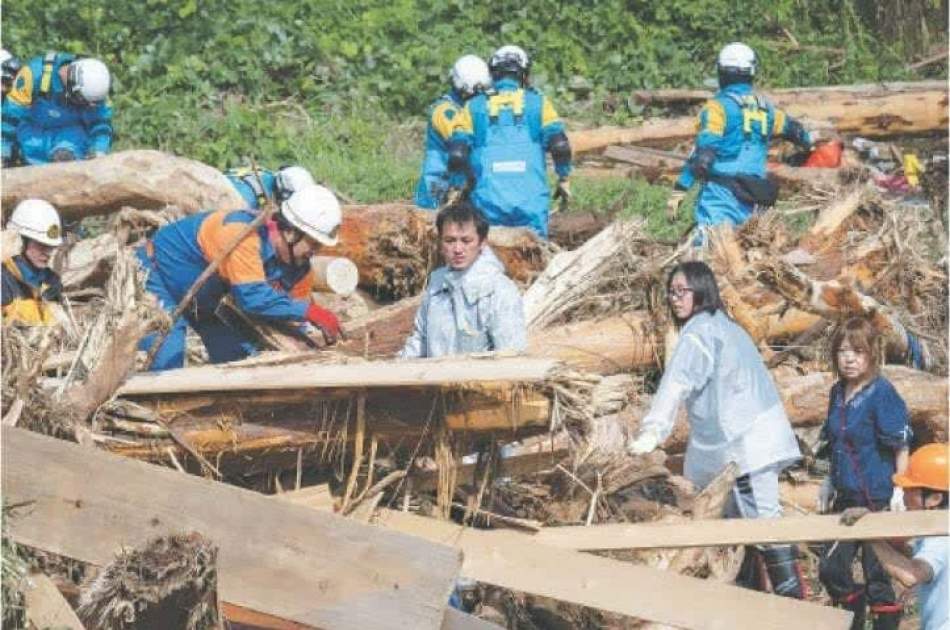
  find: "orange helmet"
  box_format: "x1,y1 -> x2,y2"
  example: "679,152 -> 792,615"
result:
893,443 -> 949,491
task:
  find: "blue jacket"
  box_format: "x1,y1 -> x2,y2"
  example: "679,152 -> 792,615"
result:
450,78 -> 571,238
676,82 -> 809,227
2,52 -> 113,165
224,168 -> 279,209
1,255 -> 63,326
821,376 -> 911,504
146,210 -> 311,323
414,91 -> 464,209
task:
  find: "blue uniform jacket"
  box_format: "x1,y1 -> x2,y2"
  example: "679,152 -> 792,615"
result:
2,52 -> 113,164
224,168 -> 278,210
146,210 -> 310,322
676,82 -> 808,227
821,376 -> 911,505
450,78 -> 571,238
414,91 -> 464,209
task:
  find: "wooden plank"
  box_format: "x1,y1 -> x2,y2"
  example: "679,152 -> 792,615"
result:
21,572 -> 86,630
374,510 -> 852,629
119,357 -> 560,396
441,608 -> 505,630
533,510 -> 949,551
2,427 -> 461,630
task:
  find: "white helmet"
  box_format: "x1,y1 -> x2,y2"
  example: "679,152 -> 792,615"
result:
489,45 -> 530,82
1,48 -> 21,85
66,58 -> 111,105
450,55 -> 491,98
279,184 -> 341,247
7,199 -> 63,246
274,165 -> 316,202
717,42 -> 756,77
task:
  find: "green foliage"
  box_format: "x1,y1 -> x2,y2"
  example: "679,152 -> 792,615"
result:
3,0 -> 945,207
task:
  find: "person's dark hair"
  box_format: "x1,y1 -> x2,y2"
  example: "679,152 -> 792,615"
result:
666,261 -> 724,324
436,200 -> 489,241
829,316 -> 882,380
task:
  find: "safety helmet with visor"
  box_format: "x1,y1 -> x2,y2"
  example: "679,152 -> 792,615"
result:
1,48 -> 21,87
450,55 -> 491,99
278,184 -> 341,248
274,165 -> 317,203
489,45 -> 530,84
7,199 -> 64,247
66,58 -> 111,106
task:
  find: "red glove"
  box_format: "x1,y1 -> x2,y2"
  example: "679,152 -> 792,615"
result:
305,304 -> 342,344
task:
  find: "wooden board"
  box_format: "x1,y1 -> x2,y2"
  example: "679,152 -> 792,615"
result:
21,572 -> 86,630
119,356 -> 561,396
374,510 -> 852,629
532,510 -> 949,551
2,427 -> 461,630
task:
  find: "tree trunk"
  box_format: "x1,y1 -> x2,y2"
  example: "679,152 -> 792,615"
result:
321,204 -> 550,300
1,150 -> 245,221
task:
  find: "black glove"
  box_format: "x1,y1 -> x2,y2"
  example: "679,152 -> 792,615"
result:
691,147 -> 717,180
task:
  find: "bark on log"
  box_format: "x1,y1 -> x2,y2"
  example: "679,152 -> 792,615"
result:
321,204 -> 549,300
1,150 -> 245,221
575,81 -> 948,155
761,259 -> 934,370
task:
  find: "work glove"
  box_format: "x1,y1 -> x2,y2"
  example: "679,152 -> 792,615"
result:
666,190 -> 686,218
553,178 -> 571,213
816,476 -> 835,514
444,187 -> 463,207
305,304 -> 342,345
807,128 -> 821,149
627,429 -> 659,456
889,487 -> 906,512
839,506 -> 871,526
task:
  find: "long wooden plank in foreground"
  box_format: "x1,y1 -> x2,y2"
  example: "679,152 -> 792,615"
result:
118,356 -> 560,396
533,510 -> 949,551
2,428 -> 461,630
374,510 -> 851,629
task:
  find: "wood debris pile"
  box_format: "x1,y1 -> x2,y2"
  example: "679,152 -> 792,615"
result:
1,80 -> 947,629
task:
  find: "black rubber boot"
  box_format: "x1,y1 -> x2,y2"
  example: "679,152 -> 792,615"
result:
839,592 -> 867,630
870,606 -> 902,630
735,545 -> 767,591
762,545 -> 807,599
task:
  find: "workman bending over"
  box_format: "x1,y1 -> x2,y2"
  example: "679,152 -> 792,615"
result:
2,51 -> 112,166
672,42 -> 814,228
2,199 -> 66,326
138,184 -> 343,370
447,45 -> 572,238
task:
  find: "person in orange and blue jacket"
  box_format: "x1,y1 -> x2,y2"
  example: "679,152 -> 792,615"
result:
446,45 -> 572,238
672,42 -> 815,229
137,184 -> 343,371
1,199 -> 65,327
414,55 -> 491,209
2,52 -> 112,166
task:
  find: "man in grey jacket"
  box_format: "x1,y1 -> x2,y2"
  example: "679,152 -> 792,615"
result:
400,201 -> 526,358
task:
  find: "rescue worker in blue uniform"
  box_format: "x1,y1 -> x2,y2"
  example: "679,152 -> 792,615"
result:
1,199 -> 65,327
672,42 -> 814,229
137,184 -> 344,371
2,52 -> 112,166
447,45 -> 573,238
1,49 -> 22,99
414,55 -> 491,209
224,165 -> 317,210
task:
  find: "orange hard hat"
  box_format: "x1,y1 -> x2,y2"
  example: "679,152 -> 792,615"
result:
893,443 -> 949,491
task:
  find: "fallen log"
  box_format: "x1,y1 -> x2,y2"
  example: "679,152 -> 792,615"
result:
533,509 -> 948,551
3,427 -> 461,630
320,204 -> 549,299
761,259 -> 934,369
374,510 -> 851,629
574,81 -> 948,155
0,150 -> 245,221
527,312 -> 659,374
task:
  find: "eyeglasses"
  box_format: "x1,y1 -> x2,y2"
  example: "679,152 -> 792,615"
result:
669,287 -> 694,300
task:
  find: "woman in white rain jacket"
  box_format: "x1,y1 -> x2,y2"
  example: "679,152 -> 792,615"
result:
627,260 -> 805,598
